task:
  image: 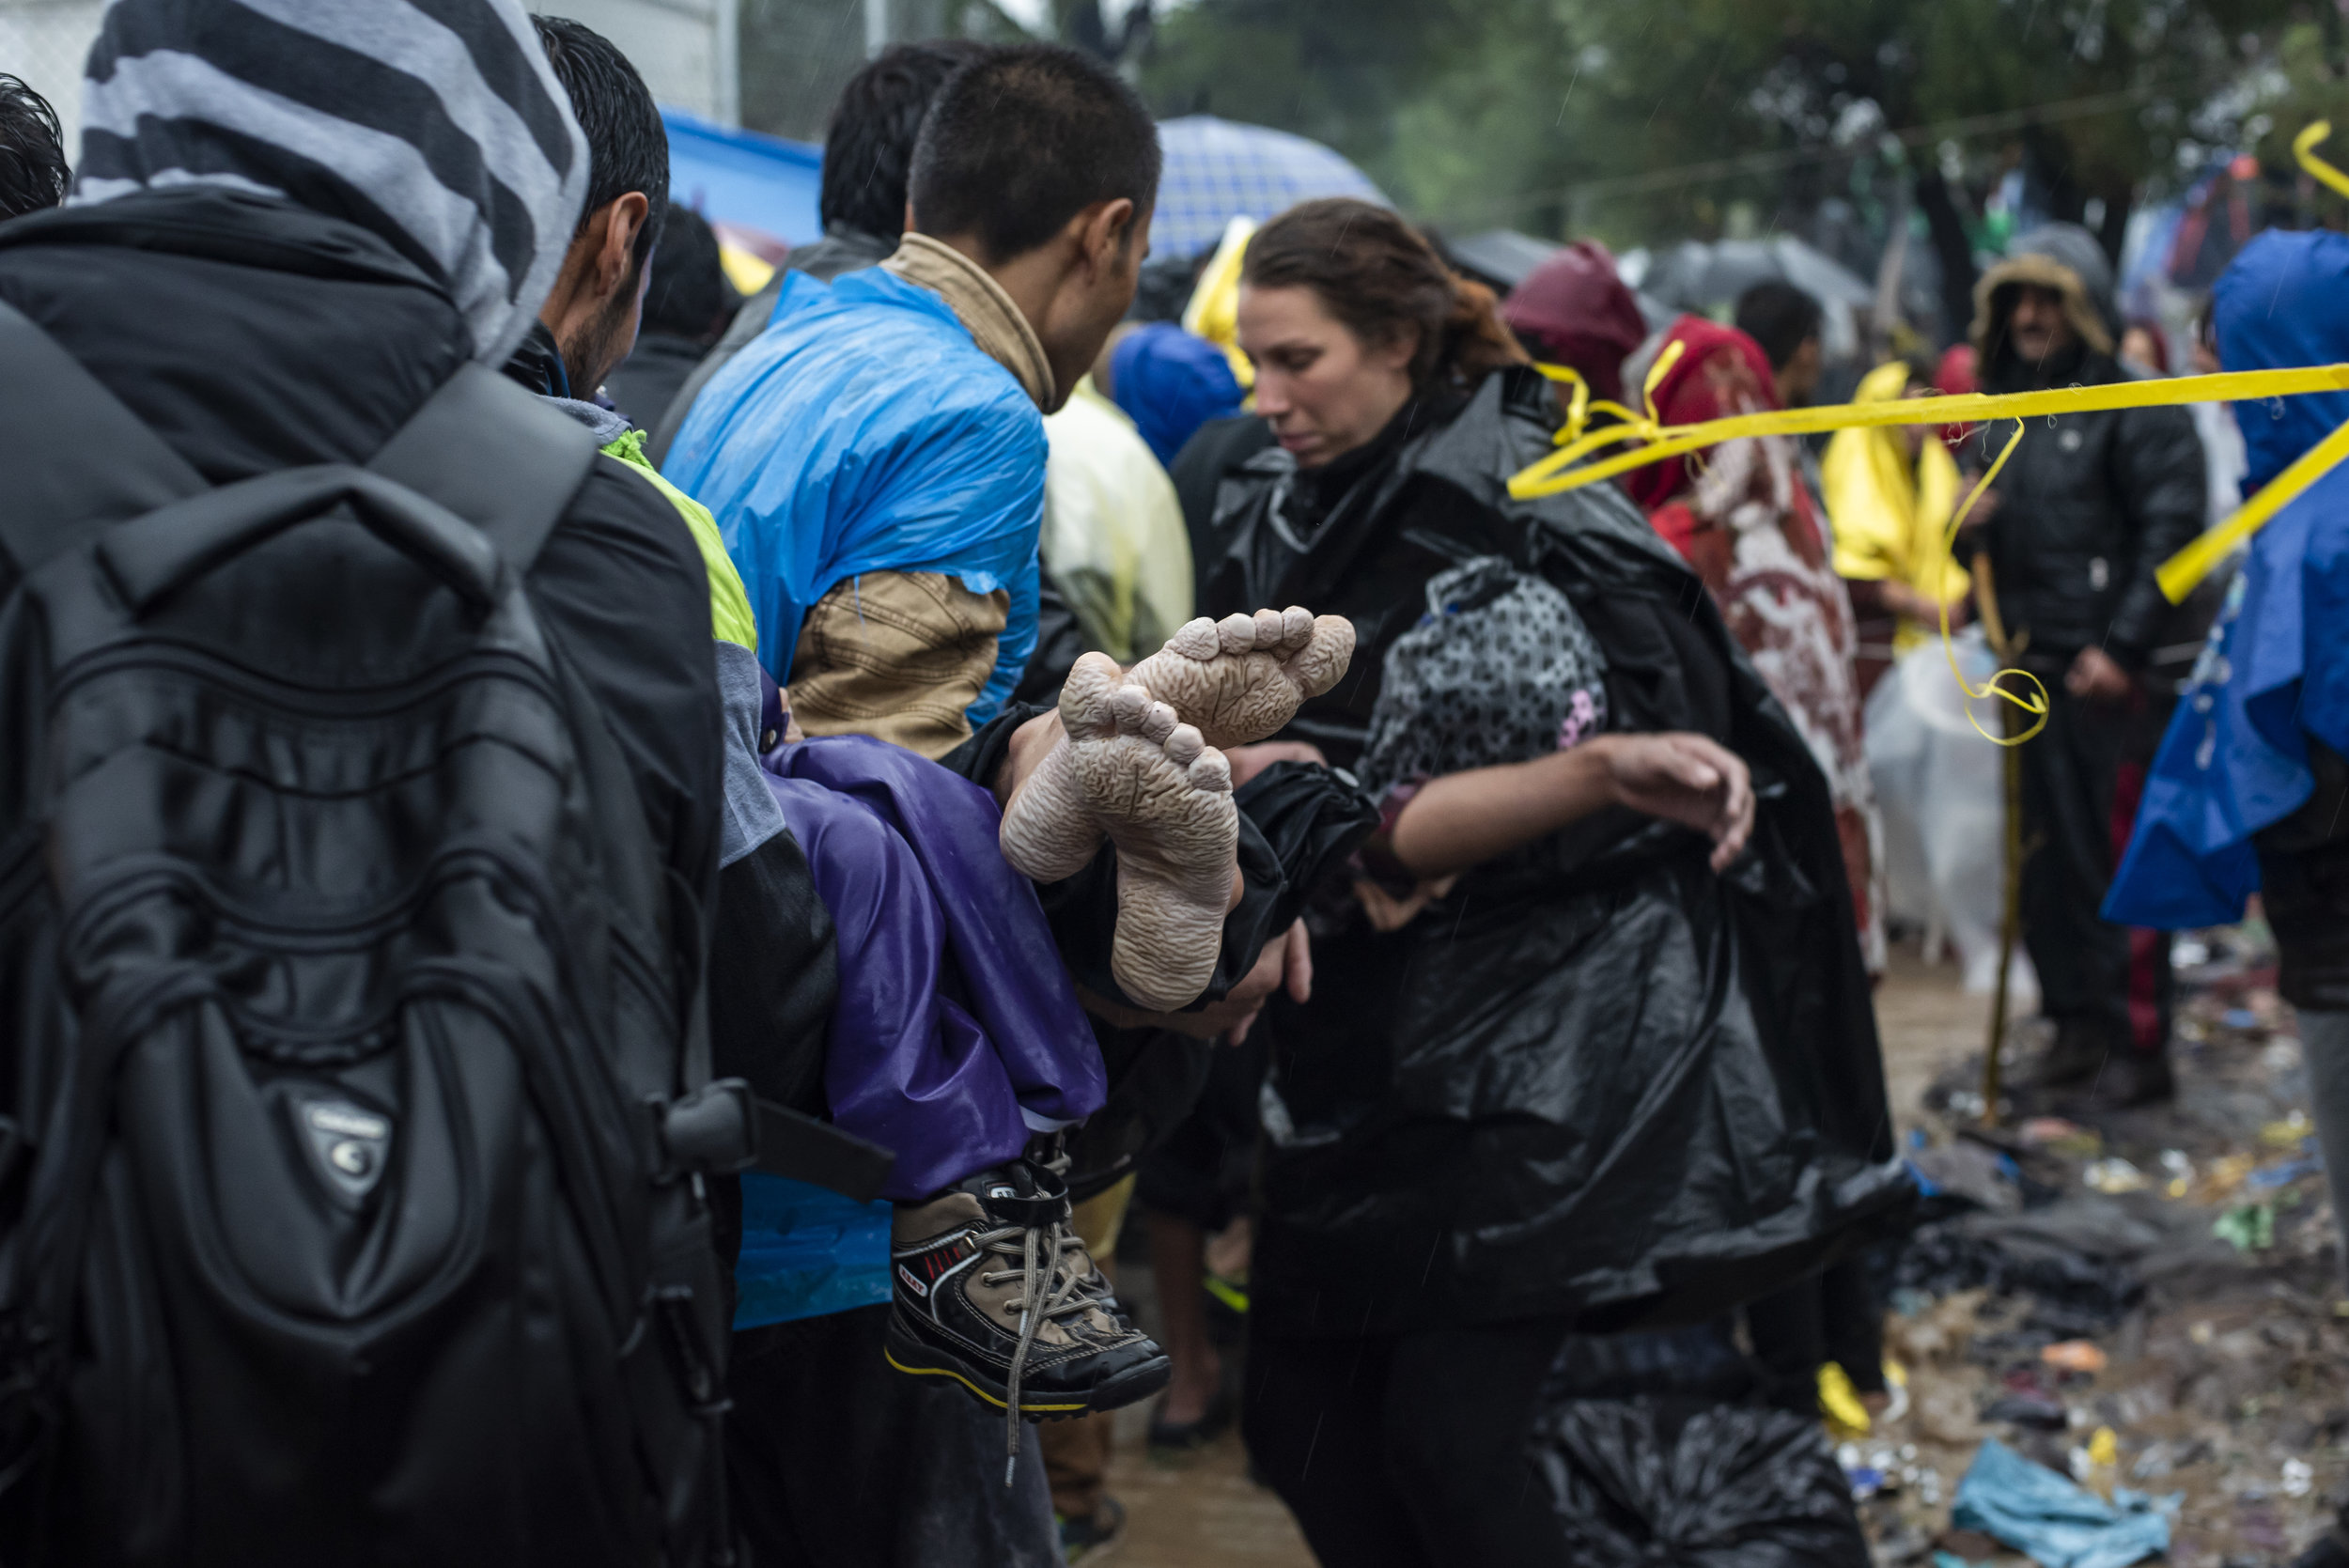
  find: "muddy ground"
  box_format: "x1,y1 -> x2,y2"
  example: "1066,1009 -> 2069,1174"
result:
1097,927 -> 2343,1566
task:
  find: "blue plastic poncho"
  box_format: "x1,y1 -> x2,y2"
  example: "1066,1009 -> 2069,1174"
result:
662,267 -> 1044,725
2105,229 -> 2349,927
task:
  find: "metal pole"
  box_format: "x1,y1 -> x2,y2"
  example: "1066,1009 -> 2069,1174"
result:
1983,694 -> 2023,1129
712,0 -> 740,127
864,0 -> 889,57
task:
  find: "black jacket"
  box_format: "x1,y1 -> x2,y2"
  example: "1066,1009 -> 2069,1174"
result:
0,188 -> 725,999
604,332 -> 709,433
1959,343 -> 2205,668
1174,368 -> 1908,1338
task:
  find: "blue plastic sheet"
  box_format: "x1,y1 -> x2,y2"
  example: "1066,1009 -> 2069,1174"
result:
1952,1439 -> 2175,1568
732,1174 -> 891,1330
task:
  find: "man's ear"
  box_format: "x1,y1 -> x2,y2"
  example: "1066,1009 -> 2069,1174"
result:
596,191 -> 651,294
1077,197 -> 1138,275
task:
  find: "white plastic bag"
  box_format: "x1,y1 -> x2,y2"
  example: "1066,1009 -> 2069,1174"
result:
1865,629 -> 2040,1000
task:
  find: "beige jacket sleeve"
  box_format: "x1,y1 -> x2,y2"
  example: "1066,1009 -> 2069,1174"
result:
785,571 -> 1009,758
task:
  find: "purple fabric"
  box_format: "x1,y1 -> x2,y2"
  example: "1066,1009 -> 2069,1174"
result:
761,735 -> 1105,1200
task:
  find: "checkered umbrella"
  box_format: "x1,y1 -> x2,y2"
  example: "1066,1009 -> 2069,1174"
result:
1153,115 -> 1388,257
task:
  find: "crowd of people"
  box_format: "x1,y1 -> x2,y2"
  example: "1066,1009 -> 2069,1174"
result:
0,2 -> 2342,1565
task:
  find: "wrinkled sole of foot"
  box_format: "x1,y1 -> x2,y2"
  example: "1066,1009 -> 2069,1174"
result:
882,1327 -> 1172,1420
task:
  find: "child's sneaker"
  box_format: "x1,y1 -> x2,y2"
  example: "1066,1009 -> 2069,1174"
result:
884,1153 -> 1169,1480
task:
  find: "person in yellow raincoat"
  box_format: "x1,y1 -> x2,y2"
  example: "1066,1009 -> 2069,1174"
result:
1821,360 -> 1973,694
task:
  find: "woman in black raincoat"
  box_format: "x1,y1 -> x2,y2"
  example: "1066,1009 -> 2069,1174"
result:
1172,200 -> 1906,1566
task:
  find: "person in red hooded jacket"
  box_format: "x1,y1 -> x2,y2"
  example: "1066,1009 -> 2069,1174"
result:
1501,240 -> 1651,424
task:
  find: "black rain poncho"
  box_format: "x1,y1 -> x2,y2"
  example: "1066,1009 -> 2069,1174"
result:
1173,367 -> 1910,1338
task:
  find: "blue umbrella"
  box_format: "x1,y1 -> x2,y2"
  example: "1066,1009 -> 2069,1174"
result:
1152,115 -> 1388,256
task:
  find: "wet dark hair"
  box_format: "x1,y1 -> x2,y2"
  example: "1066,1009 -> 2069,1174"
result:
819,40 -> 989,241
532,15 -> 667,276
641,202 -> 730,341
1733,280 -> 1824,372
0,73 -> 69,221
1240,197 -> 1528,392
908,43 -> 1159,263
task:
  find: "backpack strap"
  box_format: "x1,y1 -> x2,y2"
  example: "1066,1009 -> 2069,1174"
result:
0,304 -> 595,586
367,362 -> 599,578
0,301 -> 207,577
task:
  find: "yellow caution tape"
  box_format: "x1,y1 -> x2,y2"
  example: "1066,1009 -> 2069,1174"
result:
1514,120 -> 2349,619
1509,363 -> 2349,640
2157,413 -> 2349,601
1513,355 -> 2349,744
1509,363 -> 2349,504
2296,119 -> 2349,202
1939,421 -> 2050,745
2143,120 -> 2349,600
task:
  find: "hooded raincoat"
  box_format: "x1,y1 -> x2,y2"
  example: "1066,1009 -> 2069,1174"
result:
1822,361 -> 1971,657
2106,230 -> 2349,1008
1958,225 -> 2205,667
663,262 -> 1045,732
1174,367 -> 1907,1339
1501,241 -> 1650,408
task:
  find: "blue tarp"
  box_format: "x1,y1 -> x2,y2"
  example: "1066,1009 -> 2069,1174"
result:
661,109 -> 1389,259
661,107 -> 822,247
1952,1440 -> 2175,1568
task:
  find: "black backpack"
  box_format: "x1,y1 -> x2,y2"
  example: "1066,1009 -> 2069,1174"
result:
0,303 -> 810,1565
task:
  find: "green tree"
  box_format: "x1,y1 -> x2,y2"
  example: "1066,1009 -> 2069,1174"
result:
1141,0 -> 2315,257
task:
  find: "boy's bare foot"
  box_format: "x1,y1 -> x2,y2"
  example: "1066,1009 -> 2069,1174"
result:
1122,609 -> 1354,750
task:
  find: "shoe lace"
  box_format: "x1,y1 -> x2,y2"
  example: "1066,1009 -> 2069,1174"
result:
974,1217 -> 1095,1485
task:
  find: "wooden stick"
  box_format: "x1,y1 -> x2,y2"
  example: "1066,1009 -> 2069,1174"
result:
1972,555 -> 2024,1128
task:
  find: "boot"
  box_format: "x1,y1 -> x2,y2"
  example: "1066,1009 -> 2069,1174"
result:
2020,1019 -> 2118,1089
884,1150 -> 1169,1483
2060,1046 -> 2175,1112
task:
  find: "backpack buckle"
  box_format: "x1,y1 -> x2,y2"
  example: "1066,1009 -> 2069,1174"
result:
653,1082 -> 898,1200
655,1080 -> 759,1177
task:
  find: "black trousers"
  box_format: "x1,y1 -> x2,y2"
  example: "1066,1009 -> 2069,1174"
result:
1243,1319 -> 1577,1568
1744,1256 -> 1883,1408
724,1306 -> 1059,1568
2017,681 -> 2173,1052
